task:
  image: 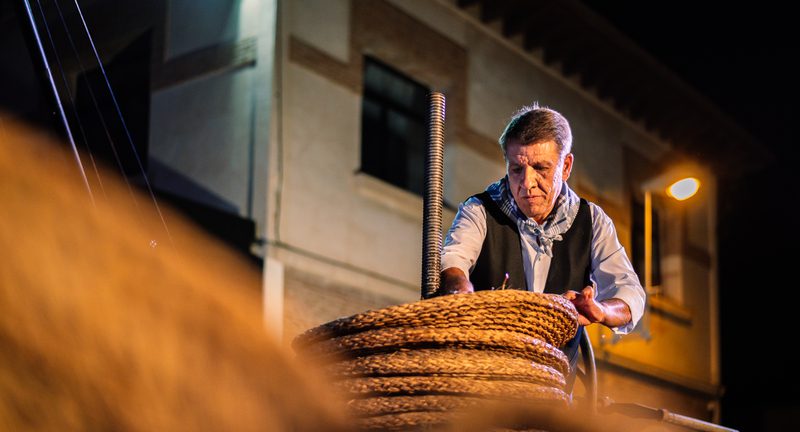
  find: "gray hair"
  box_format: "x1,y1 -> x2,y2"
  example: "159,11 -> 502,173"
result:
498,103 -> 573,158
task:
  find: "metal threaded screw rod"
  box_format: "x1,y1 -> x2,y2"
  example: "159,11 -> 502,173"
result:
421,92 -> 445,299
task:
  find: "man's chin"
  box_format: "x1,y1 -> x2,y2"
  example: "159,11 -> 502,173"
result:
513,199 -> 547,220
520,205 -> 549,222
520,206 -> 538,220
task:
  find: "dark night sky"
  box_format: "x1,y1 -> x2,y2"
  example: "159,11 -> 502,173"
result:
581,2 -> 797,159
580,2 -> 799,430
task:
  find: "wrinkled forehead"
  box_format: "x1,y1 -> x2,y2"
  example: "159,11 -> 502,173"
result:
505,139 -> 562,164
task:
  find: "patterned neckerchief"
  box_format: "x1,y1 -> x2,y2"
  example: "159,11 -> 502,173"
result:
484,176 -> 581,257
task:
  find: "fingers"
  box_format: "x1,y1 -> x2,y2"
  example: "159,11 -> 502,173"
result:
581,285 -> 594,300
567,287 -> 595,326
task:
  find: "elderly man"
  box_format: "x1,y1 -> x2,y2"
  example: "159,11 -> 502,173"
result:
439,104 -> 646,378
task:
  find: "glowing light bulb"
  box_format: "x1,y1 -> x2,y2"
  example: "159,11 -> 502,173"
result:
666,178 -> 700,201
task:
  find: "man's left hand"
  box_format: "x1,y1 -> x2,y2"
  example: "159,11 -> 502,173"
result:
563,286 -> 605,326
563,286 -> 633,328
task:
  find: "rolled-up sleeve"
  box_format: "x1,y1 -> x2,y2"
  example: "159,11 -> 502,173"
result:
441,197 -> 487,278
588,203 -> 646,335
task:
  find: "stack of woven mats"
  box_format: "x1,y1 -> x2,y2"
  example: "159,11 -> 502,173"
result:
293,290 -> 580,431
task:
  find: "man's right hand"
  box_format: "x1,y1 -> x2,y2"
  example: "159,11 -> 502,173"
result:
438,267 -> 474,295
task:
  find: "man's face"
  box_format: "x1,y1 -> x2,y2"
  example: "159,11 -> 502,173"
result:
506,138 -> 573,224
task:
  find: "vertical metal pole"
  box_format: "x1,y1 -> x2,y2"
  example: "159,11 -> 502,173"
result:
421,92 -> 445,299
579,330 -> 597,414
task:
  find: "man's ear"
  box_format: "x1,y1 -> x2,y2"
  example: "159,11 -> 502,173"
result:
562,153 -> 574,181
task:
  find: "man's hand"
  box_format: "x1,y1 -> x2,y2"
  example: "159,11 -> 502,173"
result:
563,286 -> 631,328
438,267 -> 474,295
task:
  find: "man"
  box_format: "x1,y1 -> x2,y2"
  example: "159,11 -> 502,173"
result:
438,104 -> 645,378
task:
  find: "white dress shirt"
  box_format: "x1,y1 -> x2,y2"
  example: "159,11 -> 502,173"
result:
441,193 -> 645,335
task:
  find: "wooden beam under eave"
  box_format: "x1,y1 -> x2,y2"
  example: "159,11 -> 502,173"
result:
456,0 -> 481,8
628,83 -> 663,123
480,0 -> 514,23
649,91 -> 701,142
522,28 -> 546,52
696,126 -> 730,155
561,41 -> 605,78
594,51 -> 648,106
560,55 -> 583,79
579,48 -> 627,91
651,101 -> 689,140
501,1 -> 552,38
595,70 -> 630,104
641,109 -> 665,136
502,13 -> 526,37
668,115 -> 703,148
671,114 -> 721,154
616,77 -> 663,120
540,29 -> 583,67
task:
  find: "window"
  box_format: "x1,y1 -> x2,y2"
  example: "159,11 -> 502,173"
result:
360,57 -> 429,196
631,199 -> 662,288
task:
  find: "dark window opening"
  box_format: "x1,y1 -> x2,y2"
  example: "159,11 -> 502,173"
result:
360,56 -> 429,196
632,199 -> 662,287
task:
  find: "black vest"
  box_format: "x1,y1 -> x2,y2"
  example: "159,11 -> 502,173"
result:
470,192 -> 592,384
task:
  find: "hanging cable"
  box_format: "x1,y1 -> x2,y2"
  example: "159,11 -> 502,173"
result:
33,0 -> 107,199
21,0 -> 95,205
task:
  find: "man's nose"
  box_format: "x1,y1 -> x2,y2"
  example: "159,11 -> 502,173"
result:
522,168 -> 536,190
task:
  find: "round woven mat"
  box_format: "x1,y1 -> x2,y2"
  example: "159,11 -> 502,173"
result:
347,394 -> 567,418
346,394 -> 485,417
353,410 -> 458,431
353,407 -> 560,432
293,290 -> 578,349
326,348 -> 568,383
304,327 -> 568,372
334,376 -> 569,402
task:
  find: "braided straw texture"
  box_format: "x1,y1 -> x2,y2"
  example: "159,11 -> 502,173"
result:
354,410 -> 458,431
348,396 -> 564,430
347,394 -> 566,418
326,348 -> 568,383
306,328 -> 568,374
293,290 -> 578,349
335,376 -> 568,402
347,394 -> 484,417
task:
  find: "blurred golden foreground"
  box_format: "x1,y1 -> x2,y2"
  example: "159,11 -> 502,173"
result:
0,119 -> 347,431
